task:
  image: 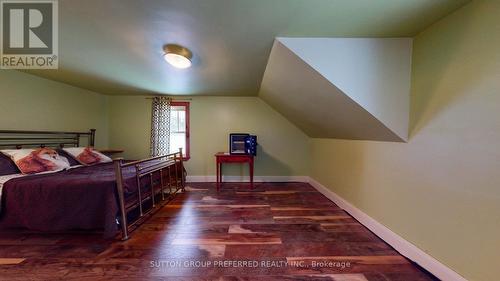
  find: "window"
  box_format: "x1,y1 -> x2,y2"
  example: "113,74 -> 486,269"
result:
169,102 -> 190,160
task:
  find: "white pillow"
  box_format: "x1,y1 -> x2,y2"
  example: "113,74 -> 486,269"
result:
63,147 -> 112,165
1,148 -> 70,175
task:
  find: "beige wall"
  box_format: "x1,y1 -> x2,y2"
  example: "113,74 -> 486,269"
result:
108,96 -> 310,177
0,71 -> 109,148
310,1 -> 500,281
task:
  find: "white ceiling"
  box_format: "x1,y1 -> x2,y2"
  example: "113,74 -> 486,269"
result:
20,0 -> 470,96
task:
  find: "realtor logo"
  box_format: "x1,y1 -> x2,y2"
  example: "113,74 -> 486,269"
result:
1,0 -> 58,69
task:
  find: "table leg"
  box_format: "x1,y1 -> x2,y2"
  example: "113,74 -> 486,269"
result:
249,160 -> 254,189
216,161 -> 220,191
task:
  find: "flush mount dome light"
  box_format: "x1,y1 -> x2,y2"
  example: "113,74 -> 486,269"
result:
163,44 -> 192,69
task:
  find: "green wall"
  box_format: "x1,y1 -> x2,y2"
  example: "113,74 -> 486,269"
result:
108,96 -> 310,177
1,2 -> 497,279
310,1 -> 500,280
0,71 -> 109,148
0,71 -> 310,177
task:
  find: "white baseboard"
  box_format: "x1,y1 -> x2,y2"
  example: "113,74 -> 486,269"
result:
307,177 -> 467,281
187,175 -> 309,183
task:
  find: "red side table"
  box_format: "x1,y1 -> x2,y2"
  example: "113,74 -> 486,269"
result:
215,152 -> 254,190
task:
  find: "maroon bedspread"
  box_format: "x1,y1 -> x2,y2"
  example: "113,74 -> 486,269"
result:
0,163 -> 140,238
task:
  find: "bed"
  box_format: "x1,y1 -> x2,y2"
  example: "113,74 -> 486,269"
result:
0,129 -> 185,240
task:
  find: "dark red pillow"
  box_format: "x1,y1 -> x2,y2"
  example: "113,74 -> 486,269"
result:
57,149 -> 81,167
0,152 -> 20,176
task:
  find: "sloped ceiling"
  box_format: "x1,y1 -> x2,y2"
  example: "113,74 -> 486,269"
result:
18,0 -> 470,96
259,38 -> 412,141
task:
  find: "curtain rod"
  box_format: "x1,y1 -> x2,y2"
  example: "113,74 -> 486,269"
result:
145,97 -> 192,100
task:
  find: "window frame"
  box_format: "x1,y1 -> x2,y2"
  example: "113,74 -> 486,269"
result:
170,101 -> 190,160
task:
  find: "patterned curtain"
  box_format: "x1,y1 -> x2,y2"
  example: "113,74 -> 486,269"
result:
150,97 -> 171,157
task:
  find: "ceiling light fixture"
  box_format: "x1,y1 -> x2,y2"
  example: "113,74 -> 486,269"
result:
163,44 -> 193,69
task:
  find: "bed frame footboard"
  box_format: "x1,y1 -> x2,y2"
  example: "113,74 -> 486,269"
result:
113,148 -> 185,240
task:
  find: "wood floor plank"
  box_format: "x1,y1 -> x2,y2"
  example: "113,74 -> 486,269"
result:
0,258 -> 26,265
273,216 -> 351,220
270,207 -> 342,211
0,182 -> 437,280
172,233 -> 283,245
164,204 -> 270,209
286,256 -> 409,265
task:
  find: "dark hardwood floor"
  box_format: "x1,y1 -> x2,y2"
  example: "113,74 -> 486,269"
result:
0,182 -> 437,280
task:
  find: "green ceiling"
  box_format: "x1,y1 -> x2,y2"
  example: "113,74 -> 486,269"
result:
21,0 -> 470,96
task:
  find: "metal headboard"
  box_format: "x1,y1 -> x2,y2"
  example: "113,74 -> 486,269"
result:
0,129 -> 96,149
